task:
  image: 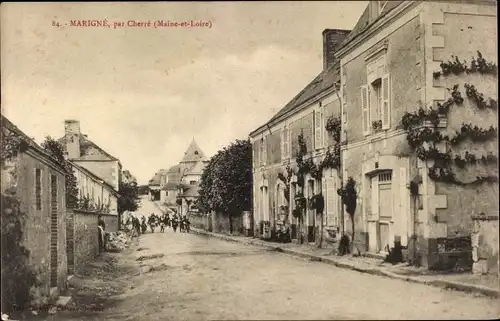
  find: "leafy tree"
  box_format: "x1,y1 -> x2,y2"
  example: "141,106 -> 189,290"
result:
337,177 -> 359,255
198,139 -> 252,233
118,179 -> 139,215
41,136 -> 79,208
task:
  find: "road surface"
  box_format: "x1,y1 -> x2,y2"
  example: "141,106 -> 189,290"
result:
59,226 -> 499,320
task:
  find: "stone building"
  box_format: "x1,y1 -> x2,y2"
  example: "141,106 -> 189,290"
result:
59,120 -> 122,192
336,0 -> 497,269
249,29 -> 350,244
1,115 -> 68,299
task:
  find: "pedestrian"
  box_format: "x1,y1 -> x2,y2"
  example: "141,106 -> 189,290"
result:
98,215 -> 106,252
148,214 -> 156,233
185,216 -> 190,233
141,216 -> 147,234
172,215 -> 178,233
160,214 -> 166,233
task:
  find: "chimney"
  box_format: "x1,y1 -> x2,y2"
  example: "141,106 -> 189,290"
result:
322,29 -> 352,70
64,120 -> 81,159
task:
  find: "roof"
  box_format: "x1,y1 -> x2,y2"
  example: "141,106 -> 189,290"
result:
184,160 -> 206,176
58,134 -> 121,163
181,184 -> 200,197
167,164 -> 181,173
161,182 -> 180,190
148,169 -> 169,185
250,62 -> 340,137
70,161 -> 119,195
1,115 -> 67,174
180,139 -> 206,163
338,1 -> 404,50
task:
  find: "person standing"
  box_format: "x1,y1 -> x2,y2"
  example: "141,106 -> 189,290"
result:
98,215 -> 106,252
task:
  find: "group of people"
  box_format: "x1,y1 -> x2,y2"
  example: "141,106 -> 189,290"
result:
128,212 -> 190,236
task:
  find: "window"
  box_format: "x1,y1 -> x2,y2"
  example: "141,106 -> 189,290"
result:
363,52 -> 390,135
35,168 -> 42,210
189,180 -> 197,185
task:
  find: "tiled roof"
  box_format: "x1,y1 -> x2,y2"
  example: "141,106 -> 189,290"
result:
250,62 -> 340,137
57,134 -> 120,162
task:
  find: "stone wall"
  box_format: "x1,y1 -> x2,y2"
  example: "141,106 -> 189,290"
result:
73,209 -> 99,274
189,214 -> 209,230
472,215 -> 499,275
211,211 -> 244,235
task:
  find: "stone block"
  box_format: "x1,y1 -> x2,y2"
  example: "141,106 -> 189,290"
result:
472,260 -> 488,275
430,195 -> 447,210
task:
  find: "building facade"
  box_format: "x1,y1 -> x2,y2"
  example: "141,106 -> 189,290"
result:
60,120 -> 122,192
336,0 -> 497,268
1,116 -> 68,298
249,29 -> 350,244
71,162 -> 119,214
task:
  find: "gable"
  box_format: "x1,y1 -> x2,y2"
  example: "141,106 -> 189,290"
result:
181,139 -> 206,163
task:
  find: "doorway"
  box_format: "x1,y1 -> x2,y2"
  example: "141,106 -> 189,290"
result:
376,171 -> 393,253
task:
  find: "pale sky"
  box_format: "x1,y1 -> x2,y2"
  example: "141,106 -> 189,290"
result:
1,1 -> 367,184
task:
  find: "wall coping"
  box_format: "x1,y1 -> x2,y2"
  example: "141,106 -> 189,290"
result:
472,215 -> 499,221
69,208 -> 117,216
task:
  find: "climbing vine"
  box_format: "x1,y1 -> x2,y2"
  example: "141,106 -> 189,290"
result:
1,128 -> 38,312
400,67 -> 498,186
433,51 -> 497,78
464,83 -> 498,110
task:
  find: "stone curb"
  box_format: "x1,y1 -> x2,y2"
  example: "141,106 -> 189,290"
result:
190,228 -> 499,298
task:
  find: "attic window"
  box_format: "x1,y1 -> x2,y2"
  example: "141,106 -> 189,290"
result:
194,151 -> 199,155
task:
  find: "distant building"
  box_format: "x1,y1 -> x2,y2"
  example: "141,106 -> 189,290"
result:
149,139 -> 208,214
59,120 -> 122,192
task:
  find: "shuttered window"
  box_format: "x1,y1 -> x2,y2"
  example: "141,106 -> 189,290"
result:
314,109 -> 322,150
361,85 -> 370,135
325,170 -> 338,227
283,126 -> 289,159
381,73 -> 391,129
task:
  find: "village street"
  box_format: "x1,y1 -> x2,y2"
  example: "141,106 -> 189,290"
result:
54,210 -> 498,320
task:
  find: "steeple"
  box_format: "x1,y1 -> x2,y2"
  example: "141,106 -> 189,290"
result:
180,138 -> 206,164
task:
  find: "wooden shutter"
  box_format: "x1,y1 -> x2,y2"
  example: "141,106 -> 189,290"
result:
283,126 -> 289,159
314,109 -> 322,149
361,85 -> 370,135
326,172 -> 336,227
381,73 -> 391,129
371,175 -> 379,220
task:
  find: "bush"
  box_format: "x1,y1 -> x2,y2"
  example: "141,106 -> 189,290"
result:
1,194 -> 37,312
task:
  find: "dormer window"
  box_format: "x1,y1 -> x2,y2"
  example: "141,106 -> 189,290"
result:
194,151 -> 199,155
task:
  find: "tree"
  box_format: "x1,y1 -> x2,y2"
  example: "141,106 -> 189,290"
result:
41,136 -> 79,208
198,139 -> 252,233
118,179 -> 139,215
337,177 -> 358,255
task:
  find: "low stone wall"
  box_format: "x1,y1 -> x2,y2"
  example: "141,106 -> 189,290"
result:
472,214 -> 499,275
211,211 -> 244,235
70,209 -> 117,274
189,214 -> 209,230
73,209 -> 99,274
